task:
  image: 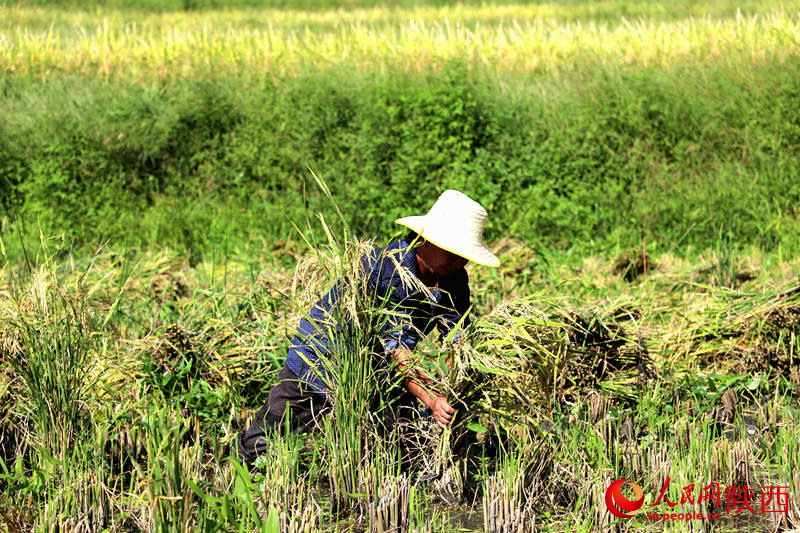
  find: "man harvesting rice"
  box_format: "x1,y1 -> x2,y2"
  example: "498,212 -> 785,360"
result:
236,190 -> 499,464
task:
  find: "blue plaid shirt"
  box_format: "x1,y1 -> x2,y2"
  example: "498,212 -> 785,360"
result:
284,233 -> 470,394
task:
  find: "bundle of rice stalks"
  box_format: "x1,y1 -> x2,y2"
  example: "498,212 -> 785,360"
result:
745,286 -> 800,384
557,312 -> 653,404
660,280 -> 800,382
444,296 -> 653,433
444,296 -> 568,429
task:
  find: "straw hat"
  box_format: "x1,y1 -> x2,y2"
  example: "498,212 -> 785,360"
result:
395,190 -> 500,268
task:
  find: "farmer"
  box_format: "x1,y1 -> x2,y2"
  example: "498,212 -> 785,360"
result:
236,190 -> 499,464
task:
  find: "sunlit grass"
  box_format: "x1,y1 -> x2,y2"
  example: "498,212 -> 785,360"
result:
4,0 -> 800,29
1,3 -> 799,80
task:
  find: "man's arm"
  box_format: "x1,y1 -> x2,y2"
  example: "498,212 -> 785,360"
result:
392,346 -> 455,429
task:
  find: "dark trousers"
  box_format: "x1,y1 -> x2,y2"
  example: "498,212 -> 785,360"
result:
236,364 -> 425,466
236,365 -> 329,464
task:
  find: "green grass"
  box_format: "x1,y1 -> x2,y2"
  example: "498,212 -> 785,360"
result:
1,2 -> 799,261
2,59 -> 800,261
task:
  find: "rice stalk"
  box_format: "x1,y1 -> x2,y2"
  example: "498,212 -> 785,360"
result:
4,6 -> 799,80
0,263 -> 99,462
482,442 -> 535,533
368,472 -> 410,533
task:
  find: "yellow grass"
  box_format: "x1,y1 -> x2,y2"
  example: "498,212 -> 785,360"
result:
1,4 -> 799,80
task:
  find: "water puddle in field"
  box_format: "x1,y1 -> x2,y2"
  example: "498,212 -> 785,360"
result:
706,512 -> 778,533
432,504 -> 483,532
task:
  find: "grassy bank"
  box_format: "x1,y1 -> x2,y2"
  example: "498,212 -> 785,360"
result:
2,58 -> 800,261
2,2 -> 799,261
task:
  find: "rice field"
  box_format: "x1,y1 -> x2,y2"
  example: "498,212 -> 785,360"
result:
1,2 -> 799,79
2,0 -> 800,531
1,225 -> 799,532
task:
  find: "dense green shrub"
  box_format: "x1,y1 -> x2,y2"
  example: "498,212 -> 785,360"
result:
2,59 -> 799,259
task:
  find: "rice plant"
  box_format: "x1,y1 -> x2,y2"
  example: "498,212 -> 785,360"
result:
482,444 -> 534,533
1,271 -> 96,462
1,173 -> 799,532
368,472 -> 410,533
773,422 -> 800,529
2,4 -> 799,80
197,430 -> 321,533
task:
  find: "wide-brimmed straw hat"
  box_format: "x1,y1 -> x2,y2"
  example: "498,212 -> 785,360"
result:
395,190 -> 500,268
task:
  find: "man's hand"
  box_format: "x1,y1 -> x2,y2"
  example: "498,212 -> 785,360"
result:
431,395 -> 455,429
392,348 -> 456,430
